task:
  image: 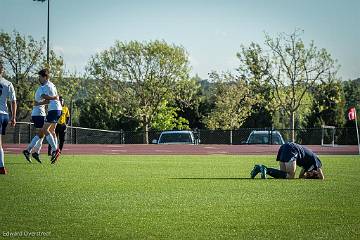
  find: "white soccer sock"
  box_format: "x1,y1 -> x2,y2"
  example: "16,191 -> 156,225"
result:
33,137 -> 44,154
54,136 -> 58,150
26,135 -> 40,152
0,148 -> 4,168
46,134 -> 57,153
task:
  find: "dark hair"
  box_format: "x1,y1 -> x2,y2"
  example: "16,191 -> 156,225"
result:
38,69 -> 49,77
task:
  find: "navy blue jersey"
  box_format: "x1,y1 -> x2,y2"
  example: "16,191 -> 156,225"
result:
276,142 -> 322,171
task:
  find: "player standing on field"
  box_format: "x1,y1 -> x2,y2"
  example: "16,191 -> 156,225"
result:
0,60 -> 17,175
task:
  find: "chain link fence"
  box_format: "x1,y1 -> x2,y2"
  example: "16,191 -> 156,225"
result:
4,122 -> 359,145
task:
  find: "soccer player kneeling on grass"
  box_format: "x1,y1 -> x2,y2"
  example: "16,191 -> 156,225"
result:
250,142 -> 324,180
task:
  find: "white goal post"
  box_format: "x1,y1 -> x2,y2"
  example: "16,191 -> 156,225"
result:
321,125 -> 335,147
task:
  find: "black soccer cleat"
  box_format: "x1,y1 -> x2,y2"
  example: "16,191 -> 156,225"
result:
250,164 -> 261,179
50,149 -> 61,164
23,150 -> 32,163
31,152 -> 42,164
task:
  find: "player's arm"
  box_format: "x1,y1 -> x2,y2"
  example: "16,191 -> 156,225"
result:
34,99 -> 50,106
299,168 -> 306,178
317,168 -> 325,180
10,100 -> 16,127
65,107 -> 70,125
41,94 -> 59,100
9,84 -> 16,126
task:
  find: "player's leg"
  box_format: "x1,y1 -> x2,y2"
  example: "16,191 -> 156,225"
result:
263,143 -> 297,179
0,114 -> 9,174
251,144 -> 289,179
31,135 -> 44,163
58,124 -> 66,151
44,123 -> 57,153
46,110 -> 62,164
255,144 -> 289,179
0,135 -> 5,174
49,123 -> 58,150
48,124 -> 59,155
284,161 -> 296,178
23,116 -> 45,162
260,163 -> 288,179
23,133 -> 41,163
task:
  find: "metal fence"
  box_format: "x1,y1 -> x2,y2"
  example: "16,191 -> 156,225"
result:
4,122 -> 359,145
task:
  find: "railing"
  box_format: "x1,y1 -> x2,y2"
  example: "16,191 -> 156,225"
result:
4,122 -> 359,145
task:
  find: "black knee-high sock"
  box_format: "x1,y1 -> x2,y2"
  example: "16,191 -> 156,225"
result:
266,168 -> 287,179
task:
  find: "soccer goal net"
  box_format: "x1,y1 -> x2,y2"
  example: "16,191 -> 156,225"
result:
321,125 -> 336,147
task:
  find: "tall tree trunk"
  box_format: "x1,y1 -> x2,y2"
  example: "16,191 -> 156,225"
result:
143,116 -> 149,144
290,111 -> 295,142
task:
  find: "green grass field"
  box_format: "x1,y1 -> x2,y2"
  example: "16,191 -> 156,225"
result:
1,154 -> 359,239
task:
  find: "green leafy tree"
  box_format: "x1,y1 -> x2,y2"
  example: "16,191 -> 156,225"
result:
203,72 -> 258,130
0,30 -> 45,120
175,75 -> 204,129
236,43 -> 274,128
86,40 -> 192,143
264,29 -> 339,141
343,78 -> 360,110
306,78 -> 345,128
0,30 -> 66,121
151,100 -> 190,130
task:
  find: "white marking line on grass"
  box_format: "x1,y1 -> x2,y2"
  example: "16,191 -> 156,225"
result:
108,150 -> 127,152
208,151 -> 228,154
204,146 -> 217,149
155,150 -> 172,153
6,148 -> 22,150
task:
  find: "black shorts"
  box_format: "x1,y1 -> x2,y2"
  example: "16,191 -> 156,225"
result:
55,123 -> 67,134
32,116 -> 45,128
276,143 -> 298,162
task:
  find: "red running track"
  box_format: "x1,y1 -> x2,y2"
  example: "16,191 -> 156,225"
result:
4,144 -> 359,155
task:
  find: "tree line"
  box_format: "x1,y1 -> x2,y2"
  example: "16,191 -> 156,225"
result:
0,29 -> 358,143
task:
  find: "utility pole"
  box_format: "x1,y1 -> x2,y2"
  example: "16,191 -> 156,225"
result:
33,0 -> 50,65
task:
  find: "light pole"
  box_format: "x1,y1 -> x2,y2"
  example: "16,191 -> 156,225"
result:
33,0 -> 50,65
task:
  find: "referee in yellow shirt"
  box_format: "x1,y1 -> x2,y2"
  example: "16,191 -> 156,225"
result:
48,96 -> 70,154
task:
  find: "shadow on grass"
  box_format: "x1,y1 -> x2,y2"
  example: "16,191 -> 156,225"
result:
169,177 -> 277,180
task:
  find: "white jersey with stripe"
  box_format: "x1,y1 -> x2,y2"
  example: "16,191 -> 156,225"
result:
0,77 -> 16,115
31,86 -> 46,117
41,80 -> 62,111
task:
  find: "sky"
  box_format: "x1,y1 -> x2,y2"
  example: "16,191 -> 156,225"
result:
0,0 -> 359,80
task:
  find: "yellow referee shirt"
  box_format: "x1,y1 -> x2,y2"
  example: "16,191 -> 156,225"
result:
58,106 -> 70,125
